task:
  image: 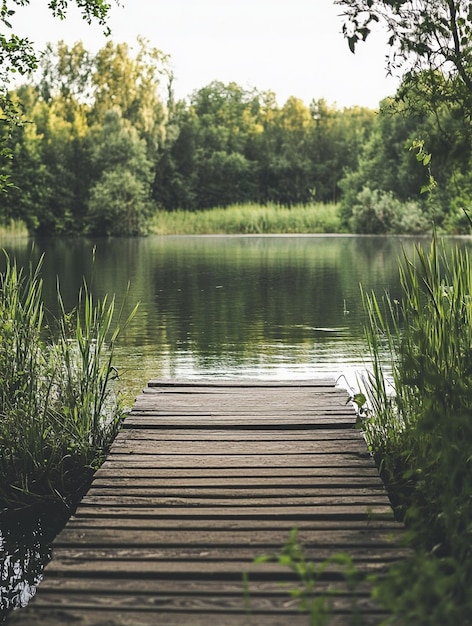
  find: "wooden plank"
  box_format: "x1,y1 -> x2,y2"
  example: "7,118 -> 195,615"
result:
123,418 -> 357,429
21,595 -> 381,616
92,466 -> 383,479
72,504 -> 394,519
110,440 -> 370,454
78,495 -> 391,508
43,557 -> 393,577
10,608 -> 387,626
147,379 -> 336,387
62,517 -> 402,532
10,380 -> 405,626
50,545 -> 410,563
86,486 -> 387,497
90,475 -> 386,487
100,454 -> 374,469
54,528 -> 403,547
116,428 -> 365,441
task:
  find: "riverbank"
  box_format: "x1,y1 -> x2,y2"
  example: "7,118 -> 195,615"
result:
148,203 -> 341,235
357,236 -> 472,625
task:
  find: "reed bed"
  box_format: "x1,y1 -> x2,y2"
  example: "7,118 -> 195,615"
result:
0,220 -> 28,238
359,236 -> 472,624
0,252 -> 137,511
148,203 -> 341,235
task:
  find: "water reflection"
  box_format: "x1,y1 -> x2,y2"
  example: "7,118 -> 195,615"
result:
1,234 -> 471,394
0,515 -> 52,623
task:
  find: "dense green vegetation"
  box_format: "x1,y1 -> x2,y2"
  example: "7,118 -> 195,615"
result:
0,0 -> 117,193
359,237 -> 472,624
0,38 -> 374,235
335,5 -> 472,621
337,0 -> 472,234
4,34 -> 472,236
2,3 -> 472,237
0,251 -> 136,510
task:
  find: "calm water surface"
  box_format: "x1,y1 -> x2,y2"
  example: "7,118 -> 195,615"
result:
0,233 -> 469,620
0,234 -> 441,398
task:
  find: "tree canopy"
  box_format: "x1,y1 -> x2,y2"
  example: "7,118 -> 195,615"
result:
5,6 -> 472,236
336,0 -> 472,113
0,0 -> 117,190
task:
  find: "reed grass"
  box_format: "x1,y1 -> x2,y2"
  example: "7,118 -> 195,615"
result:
359,235 -> 472,624
0,251 -> 137,510
0,220 -> 29,237
148,203 -> 342,235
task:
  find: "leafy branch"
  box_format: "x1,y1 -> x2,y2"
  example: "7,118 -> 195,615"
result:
409,138 -> 437,194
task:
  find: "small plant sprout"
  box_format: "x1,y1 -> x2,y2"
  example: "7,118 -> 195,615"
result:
250,529 -> 364,625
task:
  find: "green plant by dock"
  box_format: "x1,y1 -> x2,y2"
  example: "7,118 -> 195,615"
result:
0,251 -> 137,511
359,235 -> 472,624
245,529 -> 367,625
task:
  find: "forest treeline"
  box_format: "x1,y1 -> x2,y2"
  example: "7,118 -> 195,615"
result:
2,38 -> 471,236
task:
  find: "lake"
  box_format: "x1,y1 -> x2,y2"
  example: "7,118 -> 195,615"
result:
0,232 -> 465,619
0,234 -> 436,400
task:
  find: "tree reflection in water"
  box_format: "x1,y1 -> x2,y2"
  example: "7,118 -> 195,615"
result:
0,514 -> 53,622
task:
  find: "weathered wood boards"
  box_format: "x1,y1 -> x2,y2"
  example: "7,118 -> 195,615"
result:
9,380 -> 406,626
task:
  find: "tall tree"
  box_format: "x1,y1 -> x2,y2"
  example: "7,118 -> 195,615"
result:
0,0 -> 117,191
87,108 -> 153,235
91,38 -> 168,151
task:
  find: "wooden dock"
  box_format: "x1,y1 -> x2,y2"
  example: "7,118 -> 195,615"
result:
10,380 -> 407,626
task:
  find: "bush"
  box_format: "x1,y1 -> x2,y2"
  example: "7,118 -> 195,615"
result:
349,187 -> 430,234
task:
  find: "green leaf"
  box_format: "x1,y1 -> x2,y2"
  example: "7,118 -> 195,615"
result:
352,392 -> 367,409
254,555 -> 272,564
348,35 -> 358,54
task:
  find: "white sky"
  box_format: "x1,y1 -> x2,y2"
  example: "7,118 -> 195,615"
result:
15,0 -> 399,109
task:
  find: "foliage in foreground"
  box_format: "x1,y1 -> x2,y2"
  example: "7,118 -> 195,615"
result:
359,236 -> 472,624
245,529 -> 364,625
0,251 -> 136,510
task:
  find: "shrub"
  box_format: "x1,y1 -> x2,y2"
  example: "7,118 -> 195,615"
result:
349,187 -> 430,234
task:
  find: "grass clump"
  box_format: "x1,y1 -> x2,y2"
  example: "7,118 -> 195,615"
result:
359,235 -> 472,624
0,251 -> 137,511
149,202 -> 341,234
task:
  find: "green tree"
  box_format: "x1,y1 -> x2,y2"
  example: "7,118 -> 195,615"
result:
91,38 -> 168,152
4,38 -> 169,234
3,83 -> 92,233
261,96 -> 314,205
87,108 -> 153,235
152,101 -> 198,210
0,0 -> 116,191
175,81 -> 262,209
307,99 -> 375,204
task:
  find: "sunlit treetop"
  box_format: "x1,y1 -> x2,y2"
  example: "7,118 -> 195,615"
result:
0,0 -> 119,190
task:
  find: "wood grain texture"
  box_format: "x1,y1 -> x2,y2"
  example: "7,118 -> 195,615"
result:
10,380 -> 407,626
